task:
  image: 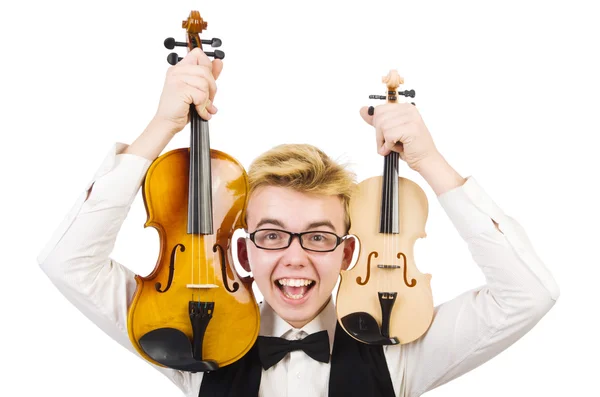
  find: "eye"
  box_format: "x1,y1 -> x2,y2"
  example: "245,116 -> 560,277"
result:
308,233 -> 332,243
266,232 -> 281,240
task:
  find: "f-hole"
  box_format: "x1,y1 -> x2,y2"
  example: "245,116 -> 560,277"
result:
214,244 -> 239,293
397,252 -> 416,287
357,251 -> 378,285
156,243 -> 185,293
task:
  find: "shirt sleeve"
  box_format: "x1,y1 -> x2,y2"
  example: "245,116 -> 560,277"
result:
394,176 -> 559,397
37,143 -> 201,396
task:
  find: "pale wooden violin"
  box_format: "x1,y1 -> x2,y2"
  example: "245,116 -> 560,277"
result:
336,70 -> 434,345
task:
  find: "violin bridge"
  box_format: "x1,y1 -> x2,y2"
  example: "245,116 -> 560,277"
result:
186,284 -> 219,289
377,264 -> 401,269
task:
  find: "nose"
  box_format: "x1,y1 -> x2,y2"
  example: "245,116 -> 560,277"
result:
281,235 -> 308,266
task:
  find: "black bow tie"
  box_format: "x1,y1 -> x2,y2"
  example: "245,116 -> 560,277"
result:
257,330 -> 330,370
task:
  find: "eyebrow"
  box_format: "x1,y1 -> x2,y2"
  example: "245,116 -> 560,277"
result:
255,218 -> 337,232
305,221 -> 336,231
255,218 -> 285,229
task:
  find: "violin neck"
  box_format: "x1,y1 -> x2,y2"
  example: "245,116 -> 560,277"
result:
188,107 -> 214,235
379,152 -> 399,234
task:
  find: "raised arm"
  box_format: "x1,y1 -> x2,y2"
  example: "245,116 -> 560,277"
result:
360,102 -> 559,396
401,156 -> 559,396
37,47 -> 223,396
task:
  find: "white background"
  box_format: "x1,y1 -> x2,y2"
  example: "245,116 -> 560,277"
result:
1,0 -> 598,396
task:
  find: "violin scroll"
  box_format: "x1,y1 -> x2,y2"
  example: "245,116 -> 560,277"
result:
367,70 -> 416,115
165,11 -> 224,65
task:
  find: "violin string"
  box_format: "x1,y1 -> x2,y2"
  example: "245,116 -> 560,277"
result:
390,150 -> 395,294
386,93 -> 393,298
392,153 -> 396,296
191,115 -> 196,300
387,152 -> 391,296
199,118 -> 203,296
388,93 -> 400,296
390,151 -> 394,295
201,118 -> 207,295
394,150 -> 398,296
384,151 -> 390,296
382,153 -> 386,298
392,95 -> 399,299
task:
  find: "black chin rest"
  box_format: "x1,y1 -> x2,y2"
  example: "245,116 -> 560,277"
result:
341,312 -> 399,345
139,328 -> 219,372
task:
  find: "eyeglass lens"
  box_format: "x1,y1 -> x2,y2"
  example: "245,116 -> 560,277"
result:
252,229 -> 339,251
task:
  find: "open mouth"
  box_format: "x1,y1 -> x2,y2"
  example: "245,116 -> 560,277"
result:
275,278 -> 316,300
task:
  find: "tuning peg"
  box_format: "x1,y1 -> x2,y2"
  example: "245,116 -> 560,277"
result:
204,50 -> 225,59
167,50 -> 224,65
164,37 -> 187,49
369,95 -> 386,100
398,89 -> 416,98
165,37 -> 222,50
204,38 -> 222,47
167,52 -> 182,65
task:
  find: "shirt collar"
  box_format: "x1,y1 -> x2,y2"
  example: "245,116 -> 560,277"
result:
258,297 -> 337,355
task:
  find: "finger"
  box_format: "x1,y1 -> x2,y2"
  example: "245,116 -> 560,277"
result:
370,108 -> 396,156
178,47 -> 212,67
379,117 -> 412,155
211,59 -> 224,80
183,85 -> 212,120
206,102 -> 218,114
379,113 -> 412,133
198,99 -> 212,120
359,106 -> 375,126
178,73 -> 216,103
173,65 -> 217,102
378,131 -> 393,156
195,97 -> 212,120
378,102 -> 415,121
380,137 -> 405,157
375,122 -> 386,156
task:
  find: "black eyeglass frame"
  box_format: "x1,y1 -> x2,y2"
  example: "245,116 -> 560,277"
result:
246,228 -> 350,253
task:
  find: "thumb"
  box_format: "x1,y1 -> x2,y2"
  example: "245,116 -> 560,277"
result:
359,106 -> 374,126
212,59 -> 224,80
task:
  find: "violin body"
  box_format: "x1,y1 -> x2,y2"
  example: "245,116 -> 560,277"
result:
336,70 -> 434,345
337,175 -> 433,344
127,148 -> 259,368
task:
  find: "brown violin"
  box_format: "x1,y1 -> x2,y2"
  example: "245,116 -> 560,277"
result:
336,70 -> 434,345
127,11 -> 260,372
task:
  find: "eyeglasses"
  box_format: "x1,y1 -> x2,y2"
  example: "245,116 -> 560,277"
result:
246,228 -> 349,252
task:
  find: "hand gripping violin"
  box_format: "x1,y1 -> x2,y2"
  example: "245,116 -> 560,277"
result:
127,11 -> 260,372
336,70 -> 434,345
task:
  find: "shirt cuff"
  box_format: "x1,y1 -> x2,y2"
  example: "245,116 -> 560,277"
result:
81,142 -> 152,211
436,176 -> 502,240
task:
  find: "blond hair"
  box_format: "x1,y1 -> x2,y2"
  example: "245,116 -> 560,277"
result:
248,144 -> 356,232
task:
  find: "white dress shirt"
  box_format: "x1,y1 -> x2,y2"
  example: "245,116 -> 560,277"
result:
37,143 -> 560,397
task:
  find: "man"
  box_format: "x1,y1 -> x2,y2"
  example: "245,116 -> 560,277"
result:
37,48 -> 559,396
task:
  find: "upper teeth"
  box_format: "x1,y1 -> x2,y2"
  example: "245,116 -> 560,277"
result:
278,278 -> 314,287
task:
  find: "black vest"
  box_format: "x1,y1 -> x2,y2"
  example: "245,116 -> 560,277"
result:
199,321 -> 396,397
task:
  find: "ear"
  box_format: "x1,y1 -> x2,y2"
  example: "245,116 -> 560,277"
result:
340,237 -> 356,271
237,237 -> 251,273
